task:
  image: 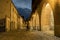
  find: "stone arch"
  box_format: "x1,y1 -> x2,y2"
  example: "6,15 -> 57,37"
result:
41,3 -> 54,35
32,10 -> 40,30
28,10 -> 40,31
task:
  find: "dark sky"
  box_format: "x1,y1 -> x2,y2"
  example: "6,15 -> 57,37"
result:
12,0 -> 32,10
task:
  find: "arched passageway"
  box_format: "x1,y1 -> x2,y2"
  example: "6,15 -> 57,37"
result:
28,10 -> 40,31
41,3 -> 54,35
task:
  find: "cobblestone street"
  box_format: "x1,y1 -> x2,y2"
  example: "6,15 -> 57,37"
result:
0,30 -> 60,40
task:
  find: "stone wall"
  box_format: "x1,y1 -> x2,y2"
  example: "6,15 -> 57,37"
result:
0,0 -> 11,19
28,10 -> 40,31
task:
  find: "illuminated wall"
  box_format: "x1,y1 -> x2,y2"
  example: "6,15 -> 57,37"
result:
0,0 -> 24,31
17,15 -> 25,29
0,0 -> 11,31
5,17 -> 10,32
29,10 -> 40,30
41,3 -> 54,35
0,0 -> 11,19
11,2 -> 18,30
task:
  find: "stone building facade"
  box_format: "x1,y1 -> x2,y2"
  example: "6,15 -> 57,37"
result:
0,0 -> 24,32
17,15 -> 26,30
10,2 -> 18,30
0,0 -> 11,32
28,10 -> 40,31
1,0 -> 60,37
32,0 -> 60,37
30,0 -> 56,36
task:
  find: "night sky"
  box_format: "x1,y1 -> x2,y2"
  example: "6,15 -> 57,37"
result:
12,0 -> 32,9
12,0 -> 32,20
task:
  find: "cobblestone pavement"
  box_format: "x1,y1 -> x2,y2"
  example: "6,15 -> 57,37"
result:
0,30 -> 60,40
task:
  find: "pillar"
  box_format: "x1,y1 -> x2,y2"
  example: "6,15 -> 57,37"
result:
54,2 -> 60,37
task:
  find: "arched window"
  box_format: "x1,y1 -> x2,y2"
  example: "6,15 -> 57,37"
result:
41,3 -> 54,35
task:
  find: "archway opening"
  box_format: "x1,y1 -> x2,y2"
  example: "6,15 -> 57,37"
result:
41,3 -> 54,35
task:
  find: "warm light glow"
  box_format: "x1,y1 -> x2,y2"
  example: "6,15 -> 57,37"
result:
58,0 -> 60,5
41,3 -> 54,35
28,10 -> 40,30
46,3 -> 49,7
